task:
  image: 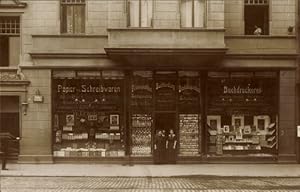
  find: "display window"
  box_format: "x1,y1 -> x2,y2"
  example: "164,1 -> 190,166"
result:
206,72 -> 278,156
52,71 -> 125,158
130,71 -> 153,156
178,71 -> 202,156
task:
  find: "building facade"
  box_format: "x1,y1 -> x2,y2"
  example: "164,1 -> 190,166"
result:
0,0 -> 299,163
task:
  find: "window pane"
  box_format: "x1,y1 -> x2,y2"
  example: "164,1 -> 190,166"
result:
129,0 -> 140,27
194,0 -> 205,27
141,0 -> 152,27
74,5 -> 85,33
181,0 -> 193,27
0,36 -> 9,67
66,6 -> 74,33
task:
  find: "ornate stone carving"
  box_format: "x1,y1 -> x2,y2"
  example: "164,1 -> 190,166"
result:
0,71 -> 22,81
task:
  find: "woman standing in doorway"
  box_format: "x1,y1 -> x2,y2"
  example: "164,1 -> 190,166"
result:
153,130 -> 163,164
166,129 -> 177,164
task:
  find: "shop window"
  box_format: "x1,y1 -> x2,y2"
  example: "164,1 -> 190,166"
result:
61,0 -> 85,34
128,0 -> 153,27
244,0 -> 269,35
130,71 -> 153,156
178,71 -> 201,156
207,72 -> 278,156
181,0 -> 206,28
52,71 -> 125,158
0,16 -> 20,67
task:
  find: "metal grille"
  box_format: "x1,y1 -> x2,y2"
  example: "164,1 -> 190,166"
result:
245,0 -> 268,5
61,0 -> 85,4
0,16 -> 20,35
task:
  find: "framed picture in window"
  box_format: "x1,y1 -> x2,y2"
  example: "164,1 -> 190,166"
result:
243,125 -> 252,134
66,114 -> 75,126
207,115 -> 221,132
232,115 -> 244,129
254,115 -> 270,132
223,125 -> 230,133
110,114 -> 119,130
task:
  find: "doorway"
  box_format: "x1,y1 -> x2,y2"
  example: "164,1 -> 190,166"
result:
0,96 -> 20,155
154,113 -> 177,163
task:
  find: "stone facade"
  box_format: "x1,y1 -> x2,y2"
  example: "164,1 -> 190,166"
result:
0,0 -> 298,163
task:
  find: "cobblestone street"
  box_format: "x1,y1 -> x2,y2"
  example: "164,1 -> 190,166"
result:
0,176 -> 300,192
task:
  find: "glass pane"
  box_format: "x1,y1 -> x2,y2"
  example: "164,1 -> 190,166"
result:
181,0 -> 193,27
74,5 -> 85,33
129,0 -> 140,27
194,0 -> 205,27
66,6 -> 74,33
141,0 -> 153,27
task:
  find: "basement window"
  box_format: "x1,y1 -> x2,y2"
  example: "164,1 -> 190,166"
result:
244,0 -> 269,35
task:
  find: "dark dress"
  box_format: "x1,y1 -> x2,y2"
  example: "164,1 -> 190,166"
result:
161,134 -> 167,164
167,134 -> 177,164
153,134 -> 163,164
1,139 -> 8,170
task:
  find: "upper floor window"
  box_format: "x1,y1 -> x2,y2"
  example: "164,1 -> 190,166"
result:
244,0 -> 269,35
61,0 -> 85,34
181,0 -> 206,28
128,0 -> 153,27
0,16 -> 20,67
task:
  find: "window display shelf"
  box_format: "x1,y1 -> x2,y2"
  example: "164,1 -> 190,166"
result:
224,141 -> 254,144
223,145 -> 261,151
266,129 -> 275,135
264,141 -> 277,149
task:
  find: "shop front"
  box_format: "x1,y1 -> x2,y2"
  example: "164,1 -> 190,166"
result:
52,70 -> 282,163
206,72 -> 278,161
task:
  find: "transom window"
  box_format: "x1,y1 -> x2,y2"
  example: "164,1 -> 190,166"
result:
244,0 -> 268,5
61,0 -> 85,34
0,16 -> 20,35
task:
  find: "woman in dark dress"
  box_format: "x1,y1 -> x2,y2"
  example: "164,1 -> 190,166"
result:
161,129 -> 167,164
153,130 -> 163,164
166,129 -> 177,164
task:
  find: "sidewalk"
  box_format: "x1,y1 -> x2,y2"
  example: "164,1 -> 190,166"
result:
1,163 -> 300,177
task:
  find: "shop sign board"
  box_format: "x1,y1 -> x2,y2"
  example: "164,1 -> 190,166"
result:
297,125 -> 300,137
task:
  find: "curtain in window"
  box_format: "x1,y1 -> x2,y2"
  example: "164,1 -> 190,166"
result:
62,4 -> 85,33
129,0 -> 152,27
194,0 -> 205,27
141,0 -> 153,27
74,5 -> 85,33
66,6 -> 74,33
129,0 -> 140,27
181,0 -> 205,27
181,0 -> 193,27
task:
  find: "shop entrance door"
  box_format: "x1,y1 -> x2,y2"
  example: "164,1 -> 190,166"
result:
0,96 -> 20,156
154,113 -> 177,164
